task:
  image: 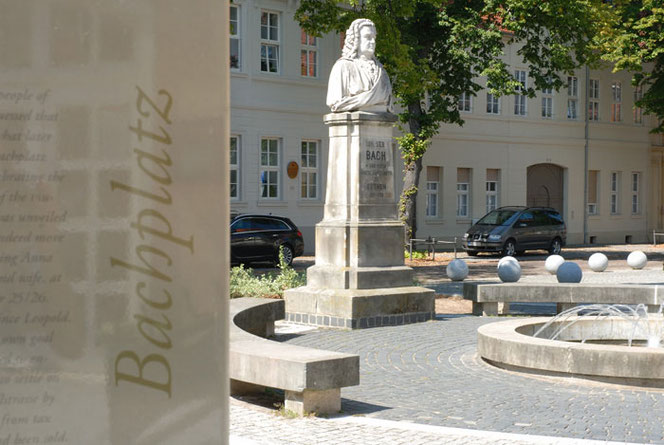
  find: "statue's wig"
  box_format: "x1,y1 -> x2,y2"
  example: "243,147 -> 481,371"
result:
341,19 -> 376,59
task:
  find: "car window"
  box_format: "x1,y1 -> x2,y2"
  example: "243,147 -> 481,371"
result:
476,209 -> 518,226
546,211 -> 564,225
533,210 -> 550,226
516,212 -> 534,227
253,218 -> 290,231
231,218 -> 257,232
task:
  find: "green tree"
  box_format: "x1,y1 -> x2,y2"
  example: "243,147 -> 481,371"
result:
600,0 -> 664,133
296,0 -> 608,238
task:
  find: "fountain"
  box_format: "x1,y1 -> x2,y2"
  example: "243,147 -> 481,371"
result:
533,303 -> 663,348
477,303 -> 664,387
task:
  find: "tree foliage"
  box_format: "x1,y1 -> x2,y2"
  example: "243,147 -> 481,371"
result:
600,0 -> 664,133
296,0 -> 608,238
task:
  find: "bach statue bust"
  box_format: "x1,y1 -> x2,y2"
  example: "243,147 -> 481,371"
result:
326,19 -> 393,113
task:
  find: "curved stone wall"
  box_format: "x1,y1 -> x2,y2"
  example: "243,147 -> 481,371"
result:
478,317 -> 664,384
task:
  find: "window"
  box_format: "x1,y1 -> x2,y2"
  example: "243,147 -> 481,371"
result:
230,136 -> 240,199
458,92 -> 472,113
426,167 -> 440,217
514,70 -> 527,116
486,169 -> 499,213
588,170 -> 598,215
634,86 -> 643,124
300,140 -> 318,199
300,30 -> 317,77
486,90 -> 500,114
456,168 -> 471,218
610,171 -> 620,214
541,83 -> 553,119
230,5 -> 241,70
589,79 -> 599,121
260,138 -> 280,198
632,172 -> 640,214
567,76 -> 578,120
611,81 -> 622,122
260,11 -> 279,73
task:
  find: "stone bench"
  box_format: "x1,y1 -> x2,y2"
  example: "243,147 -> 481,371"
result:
229,297 -> 360,415
463,282 -> 664,316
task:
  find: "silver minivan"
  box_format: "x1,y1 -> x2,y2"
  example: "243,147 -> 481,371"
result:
462,206 -> 566,256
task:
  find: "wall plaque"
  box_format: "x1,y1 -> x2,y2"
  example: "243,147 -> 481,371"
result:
287,161 -> 299,179
0,1 -> 229,444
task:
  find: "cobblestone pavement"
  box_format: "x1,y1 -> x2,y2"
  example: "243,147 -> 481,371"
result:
230,399 -> 640,444
233,245 -> 664,444
279,316 -> 664,444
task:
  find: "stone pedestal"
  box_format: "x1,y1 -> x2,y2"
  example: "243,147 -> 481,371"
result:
284,112 -> 434,328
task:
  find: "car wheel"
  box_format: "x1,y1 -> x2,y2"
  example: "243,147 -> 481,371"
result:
466,250 -> 479,256
549,238 -> 562,255
277,244 -> 294,267
502,239 -> 516,257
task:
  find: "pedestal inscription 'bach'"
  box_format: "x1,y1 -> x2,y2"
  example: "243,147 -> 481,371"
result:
361,138 -> 394,202
284,19 -> 434,329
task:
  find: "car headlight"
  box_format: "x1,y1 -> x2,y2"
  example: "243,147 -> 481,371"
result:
488,234 -> 502,242
462,233 -> 469,240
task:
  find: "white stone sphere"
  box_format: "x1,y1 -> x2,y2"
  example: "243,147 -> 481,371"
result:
544,255 -> 565,275
557,261 -> 583,283
446,259 -> 469,281
588,253 -> 609,272
497,256 -> 518,269
498,259 -> 521,282
627,251 -> 647,269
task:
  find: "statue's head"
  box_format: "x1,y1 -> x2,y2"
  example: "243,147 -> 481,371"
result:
341,19 -> 376,60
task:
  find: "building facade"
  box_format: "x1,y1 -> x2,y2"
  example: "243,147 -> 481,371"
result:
230,0 -> 663,252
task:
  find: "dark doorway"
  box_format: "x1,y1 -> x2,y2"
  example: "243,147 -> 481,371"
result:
527,163 -> 564,214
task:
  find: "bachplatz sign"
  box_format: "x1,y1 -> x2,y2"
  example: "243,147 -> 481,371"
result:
0,1 -> 229,444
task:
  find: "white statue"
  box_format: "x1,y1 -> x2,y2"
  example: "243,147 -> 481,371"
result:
326,18 -> 393,113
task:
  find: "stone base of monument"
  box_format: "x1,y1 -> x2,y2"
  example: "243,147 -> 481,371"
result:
284,285 -> 434,329
284,110 -> 435,329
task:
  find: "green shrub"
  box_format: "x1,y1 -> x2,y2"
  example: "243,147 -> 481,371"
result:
230,247 -> 306,299
404,249 -> 429,259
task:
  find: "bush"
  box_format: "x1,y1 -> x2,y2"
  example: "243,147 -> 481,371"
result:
404,249 -> 429,259
230,247 -> 306,299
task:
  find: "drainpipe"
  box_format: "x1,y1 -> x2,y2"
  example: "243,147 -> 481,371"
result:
583,65 -> 590,245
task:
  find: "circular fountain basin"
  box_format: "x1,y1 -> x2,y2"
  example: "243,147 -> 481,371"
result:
478,317 -> 664,386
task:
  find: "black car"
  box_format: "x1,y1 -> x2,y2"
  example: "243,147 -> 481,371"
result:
230,214 -> 305,266
462,206 -> 566,256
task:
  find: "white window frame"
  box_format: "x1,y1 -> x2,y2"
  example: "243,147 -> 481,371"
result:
611,81 -> 622,122
610,171 -> 620,215
486,92 -> 500,115
260,137 -> 280,199
486,180 -> 498,213
230,135 -> 240,200
230,5 -> 241,70
587,170 -> 598,215
458,92 -> 472,113
260,10 -> 280,74
631,172 -> 640,214
514,70 -> 528,116
567,76 -> 578,120
300,140 -> 319,199
456,182 -> 469,218
589,79 -> 600,121
634,86 -> 643,124
541,84 -> 553,119
426,181 -> 439,217
300,30 -> 318,78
